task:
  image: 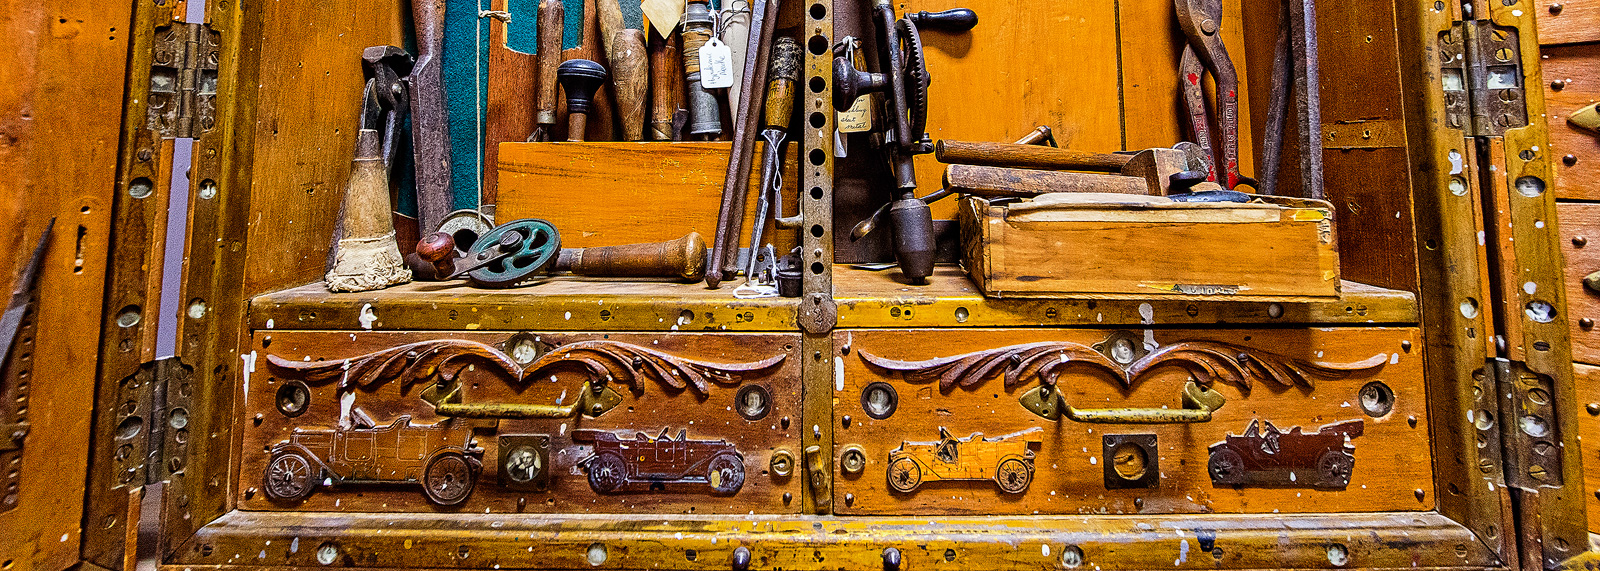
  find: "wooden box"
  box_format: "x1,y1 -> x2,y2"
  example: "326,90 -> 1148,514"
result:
958,195 -> 1341,300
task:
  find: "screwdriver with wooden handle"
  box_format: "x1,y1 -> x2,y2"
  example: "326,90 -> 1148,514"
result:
529,0 -> 563,141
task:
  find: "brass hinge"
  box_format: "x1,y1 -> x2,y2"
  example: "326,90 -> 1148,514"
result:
1438,19 -> 1528,137
1491,359 -> 1565,488
110,357 -> 196,489
147,22 -> 219,139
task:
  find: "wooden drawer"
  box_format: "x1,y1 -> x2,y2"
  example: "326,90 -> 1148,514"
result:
241,331 -> 803,514
830,328 -> 1428,515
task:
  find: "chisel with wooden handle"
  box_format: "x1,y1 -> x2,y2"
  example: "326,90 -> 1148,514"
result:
529,0 -> 563,141
597,0 -> 648,140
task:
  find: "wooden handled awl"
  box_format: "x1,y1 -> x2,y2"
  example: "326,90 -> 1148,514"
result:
530,0 -> 564,141
648,28 -> 684,140
558,59 -> 609,142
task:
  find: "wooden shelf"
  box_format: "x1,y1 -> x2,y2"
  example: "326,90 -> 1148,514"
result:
249,278 -> 798,332
250,266 -> 1415,333
833,265 -> 1417,328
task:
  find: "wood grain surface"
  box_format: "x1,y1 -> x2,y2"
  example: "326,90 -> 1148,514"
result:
0,0 -> 128,568
483,0 -> 538,205
243,0 -> 405,297
831,327 -> 1429,515
1536,0 -> 1600,46
239,331 -> 803,514
1539,43 -> 1600,202
498,142 -> 799,249
1571,363 -> 1600,534
1556,202 -> 1600,365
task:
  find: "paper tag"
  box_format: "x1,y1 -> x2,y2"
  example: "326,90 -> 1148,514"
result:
836,94 -> 873,133
641,0 -> 684,39
699,37 -> 734,89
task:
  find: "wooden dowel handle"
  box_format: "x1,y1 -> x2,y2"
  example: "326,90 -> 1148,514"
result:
935,141 -> 1134,172
556,232 -> 708,281
566,113 -> 589,142
610,29 -> 649,141
648,29 -> 681,140
597,0 -> 624,58
943,164 -> 1149,197
762,37 -> 802,131
535,0 -> 564,127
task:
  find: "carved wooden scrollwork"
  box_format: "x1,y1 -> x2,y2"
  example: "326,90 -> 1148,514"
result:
266,338 -> 787,396
857,335 -> 1388,391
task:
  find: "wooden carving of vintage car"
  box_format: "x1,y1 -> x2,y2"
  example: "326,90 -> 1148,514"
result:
574,428 -> 745,494
261,409 -> 485,506
1207,418 -> 1364,488
886,427 -> 1042,494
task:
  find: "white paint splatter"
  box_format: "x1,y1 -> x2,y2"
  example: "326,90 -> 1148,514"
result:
835,356 -> 846,391
266,318 -> 275,329
1524,282 -> 1537,295
241,351 -> 258,398
359,303 -> 377,329
1177,539 -> 1190,565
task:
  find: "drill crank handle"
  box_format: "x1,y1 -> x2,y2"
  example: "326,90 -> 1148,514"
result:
905,8 -> 977,32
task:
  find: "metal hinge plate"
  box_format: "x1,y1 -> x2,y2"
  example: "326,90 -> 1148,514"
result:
110,357 -> 195,489
1438,20 -> 1528,137
1492,359 -> 1565,488
148,22 -> 219,139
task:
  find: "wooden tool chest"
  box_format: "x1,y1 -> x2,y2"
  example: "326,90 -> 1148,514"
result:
1,0 -> 1594,570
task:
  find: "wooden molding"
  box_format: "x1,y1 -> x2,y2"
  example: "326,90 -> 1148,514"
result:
857,335 -> 1389,391
266,338 -> 787,395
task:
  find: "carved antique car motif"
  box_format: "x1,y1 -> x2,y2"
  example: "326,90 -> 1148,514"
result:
261,409 -> 486,506
1207,418 -> 1364,488
886,427 -> 1043,494
573,428 -> 746,494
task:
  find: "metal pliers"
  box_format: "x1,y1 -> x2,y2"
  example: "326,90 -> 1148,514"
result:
1175,0 -> 1250,190
359,46 -> 415,171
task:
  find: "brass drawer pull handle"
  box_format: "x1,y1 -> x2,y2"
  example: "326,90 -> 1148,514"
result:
421,380 -> 622,419
1021,380 -> 1226,423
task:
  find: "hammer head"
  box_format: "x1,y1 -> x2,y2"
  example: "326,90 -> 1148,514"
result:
1119,147 -> 1193,195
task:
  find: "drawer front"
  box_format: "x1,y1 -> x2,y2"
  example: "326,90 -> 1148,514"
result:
832,328 -> 1429,515
242,331 -> 802,514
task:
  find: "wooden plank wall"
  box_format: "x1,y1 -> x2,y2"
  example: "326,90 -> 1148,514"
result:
0,0 -> 130,569
241,0 -> 405,297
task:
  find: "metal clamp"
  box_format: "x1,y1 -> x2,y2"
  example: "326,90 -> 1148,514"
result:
421,380 -> 621,419
1020,380 -> 1225,423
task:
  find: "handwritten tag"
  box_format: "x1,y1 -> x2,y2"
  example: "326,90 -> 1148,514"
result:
641,0 -> 684,39
699,37 -> 734,89
836,94 -> 873,133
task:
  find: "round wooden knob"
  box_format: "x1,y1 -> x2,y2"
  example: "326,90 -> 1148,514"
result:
416,232 -> 458,277
557,59 -> 609,116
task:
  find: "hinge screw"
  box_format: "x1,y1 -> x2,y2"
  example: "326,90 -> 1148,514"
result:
1552,79 -> 1567,91
1564,154 -> 1579,166
1415,488 -> 1425,501
1550,2 -> 1564,14
1581,317 -> 1594,329
1573,236 -> 1588,247
1587,402 -> 1599,415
